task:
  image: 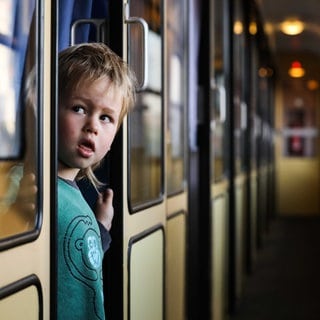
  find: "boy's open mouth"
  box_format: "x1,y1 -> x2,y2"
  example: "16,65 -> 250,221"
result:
78,138 -> 95,157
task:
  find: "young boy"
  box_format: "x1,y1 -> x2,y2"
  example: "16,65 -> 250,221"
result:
57,43 -> 136,319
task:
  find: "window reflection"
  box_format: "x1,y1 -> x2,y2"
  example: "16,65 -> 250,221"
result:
0,1 -> 38,239
233,0 -> 246,175
211,0 -> 228,183
166,0 -> 187,195
211,77 -> 226,183
129,0 -> 163,210
130,93 -> 162,207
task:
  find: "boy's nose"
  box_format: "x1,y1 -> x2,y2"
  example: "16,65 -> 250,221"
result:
84,118 -> 98,134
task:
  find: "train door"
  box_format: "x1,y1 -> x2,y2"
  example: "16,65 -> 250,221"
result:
0,1 -> 54,319
256,57 -> 275,245
198,0 -> 231,318
241,12 -> 275,249
245,3 -> 262,270
230,0 -> 249,309
165,0 -> 188,319
209,0 -> 231,318
120,1 -> 166,319
244,5 -> 275,252
187,1 -> 203,319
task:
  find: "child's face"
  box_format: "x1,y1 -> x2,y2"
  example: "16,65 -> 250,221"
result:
58,76 -> 122,179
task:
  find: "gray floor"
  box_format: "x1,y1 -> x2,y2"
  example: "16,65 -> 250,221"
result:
229,216 -> 320,320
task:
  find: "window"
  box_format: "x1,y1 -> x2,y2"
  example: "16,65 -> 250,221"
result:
0,0 -> 39,242
128,0 -> 163,210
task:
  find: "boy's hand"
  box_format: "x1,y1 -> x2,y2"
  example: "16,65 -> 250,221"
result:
95,188 -> 114,231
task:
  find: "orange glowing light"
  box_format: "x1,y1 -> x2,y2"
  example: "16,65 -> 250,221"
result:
288,60 -> 305,78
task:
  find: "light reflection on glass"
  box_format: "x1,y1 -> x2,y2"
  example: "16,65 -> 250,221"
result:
0,0 -> 38,240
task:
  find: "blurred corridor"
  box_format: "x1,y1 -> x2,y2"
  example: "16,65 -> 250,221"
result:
230,216 -> 320,320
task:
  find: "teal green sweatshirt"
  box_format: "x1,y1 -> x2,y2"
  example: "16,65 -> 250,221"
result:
57,178 -> 105,320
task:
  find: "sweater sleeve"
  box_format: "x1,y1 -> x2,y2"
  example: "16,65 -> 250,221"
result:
97,221 -> 112,253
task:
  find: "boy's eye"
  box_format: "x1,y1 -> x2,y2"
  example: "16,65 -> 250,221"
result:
100,115 -> 111,123
72,105 -> 85,114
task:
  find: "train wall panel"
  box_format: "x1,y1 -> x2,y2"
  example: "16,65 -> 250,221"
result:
166,212 -> 186,320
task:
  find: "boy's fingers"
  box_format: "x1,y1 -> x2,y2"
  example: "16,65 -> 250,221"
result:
102,188 -> 113,202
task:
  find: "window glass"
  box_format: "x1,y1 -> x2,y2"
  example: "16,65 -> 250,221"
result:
0,0 -> 39,240
210,0 -> 228,183
233,0 -> 246,174
128,0 -> 163,210
166,0 -> 187,195
250,46 -> 259,169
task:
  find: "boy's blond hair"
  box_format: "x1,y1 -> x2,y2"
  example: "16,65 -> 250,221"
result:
58,43 -> 137,189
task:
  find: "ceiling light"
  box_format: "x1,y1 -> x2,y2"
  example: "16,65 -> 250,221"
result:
280,19 -> 304,35
288,60 -> 305,78
249,22 -> 257,35
234,21 -> 243,35
307,80 -> 319,90
259,67 -> 274,78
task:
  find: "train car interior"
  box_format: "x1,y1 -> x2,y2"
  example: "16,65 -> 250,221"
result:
230,0 -> 320,319
0,0 -> 319,319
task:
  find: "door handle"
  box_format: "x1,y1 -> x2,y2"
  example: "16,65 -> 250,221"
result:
124,3 -> 149,91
